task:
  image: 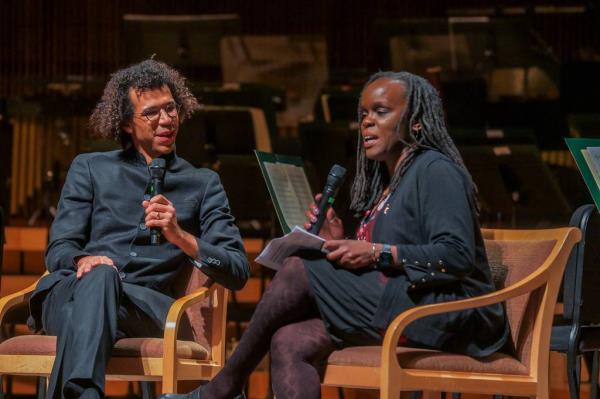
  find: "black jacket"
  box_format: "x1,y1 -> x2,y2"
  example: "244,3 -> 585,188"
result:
29,148 -> 249,331
370,150 -> 508,357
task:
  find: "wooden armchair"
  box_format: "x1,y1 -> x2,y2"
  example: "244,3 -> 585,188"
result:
0,263 -> 228,394
322,227 -> 581,399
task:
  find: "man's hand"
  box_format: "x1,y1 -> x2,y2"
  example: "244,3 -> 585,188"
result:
323,239 -> 375,269
143,194 -> 182,244
143,194 -> 199,257
75,255 -> 116,279
303,193 -> 344,240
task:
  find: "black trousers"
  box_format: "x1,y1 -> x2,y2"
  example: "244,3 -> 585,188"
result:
41,265 -> 163,399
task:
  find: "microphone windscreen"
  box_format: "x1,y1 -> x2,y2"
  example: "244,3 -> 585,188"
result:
150,158 -> 166,178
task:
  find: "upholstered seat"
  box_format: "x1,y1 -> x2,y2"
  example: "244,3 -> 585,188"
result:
0,335 -> 210,360
328,345 -> 529,375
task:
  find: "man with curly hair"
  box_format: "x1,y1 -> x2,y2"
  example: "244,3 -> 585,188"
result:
27,59 -> 249,399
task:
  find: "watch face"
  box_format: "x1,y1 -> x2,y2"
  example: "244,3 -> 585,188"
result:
379,245 -> 393,268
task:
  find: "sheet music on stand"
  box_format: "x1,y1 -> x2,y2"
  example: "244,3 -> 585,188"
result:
566,138 -> 600,212
254,150 -> 325,270
255,150 -> 315,234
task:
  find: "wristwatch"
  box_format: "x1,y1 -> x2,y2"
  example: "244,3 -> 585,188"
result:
376,244 -> 393,270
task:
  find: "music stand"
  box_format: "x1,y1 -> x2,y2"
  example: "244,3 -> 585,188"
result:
459,143 -> 571,227
121,14 -> 240,82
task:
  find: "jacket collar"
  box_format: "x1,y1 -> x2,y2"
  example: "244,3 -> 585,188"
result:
121,146 -> 177,169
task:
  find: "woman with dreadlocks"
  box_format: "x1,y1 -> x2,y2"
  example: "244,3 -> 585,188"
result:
161,72 -> 508,399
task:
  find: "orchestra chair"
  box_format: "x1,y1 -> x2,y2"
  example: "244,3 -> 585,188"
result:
551,204 -> 600,399
321,227 -> 581,399
1,222 -> 49,399
1,226 -> 48,335
0,263 -> 229,396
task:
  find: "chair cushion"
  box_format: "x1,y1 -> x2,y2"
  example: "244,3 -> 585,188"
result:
0,335 -> 209,360
327,346 -> 528,375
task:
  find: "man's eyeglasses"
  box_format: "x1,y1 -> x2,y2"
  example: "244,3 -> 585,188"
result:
137,103 -> 181,122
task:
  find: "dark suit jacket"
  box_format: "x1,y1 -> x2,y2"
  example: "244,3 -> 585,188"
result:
29,148 -> 249,331
369,150 -> 508,357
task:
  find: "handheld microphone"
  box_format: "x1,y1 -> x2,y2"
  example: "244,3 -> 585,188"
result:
149,158 -> 166,245
308,164 -> 347,235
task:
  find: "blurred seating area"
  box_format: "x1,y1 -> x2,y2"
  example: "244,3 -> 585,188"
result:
1,1 -> 600,398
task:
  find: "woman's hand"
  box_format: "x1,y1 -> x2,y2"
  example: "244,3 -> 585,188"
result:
323,239 -> 375,269
303,193 -> 344,240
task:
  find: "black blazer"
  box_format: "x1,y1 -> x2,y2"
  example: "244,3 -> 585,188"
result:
370,150 -> 508,357
29,148 -> 249,331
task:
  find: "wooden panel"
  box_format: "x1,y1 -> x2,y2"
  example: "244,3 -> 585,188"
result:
4,227 -> 48,252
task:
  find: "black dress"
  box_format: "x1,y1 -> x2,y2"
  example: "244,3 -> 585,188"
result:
302,150 -> 509,357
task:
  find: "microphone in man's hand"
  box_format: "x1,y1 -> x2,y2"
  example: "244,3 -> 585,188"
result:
149,158 -> 166,245
308,164 -> 347,235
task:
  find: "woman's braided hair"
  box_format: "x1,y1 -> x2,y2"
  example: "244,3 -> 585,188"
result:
90,59 -> 200,149
350,71 -> 478,216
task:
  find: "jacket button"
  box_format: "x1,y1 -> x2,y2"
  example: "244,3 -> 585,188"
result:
130,251 -> 137,257
427,262 -> 431,267
139,223 -> 147,230
119,272 -> 126,280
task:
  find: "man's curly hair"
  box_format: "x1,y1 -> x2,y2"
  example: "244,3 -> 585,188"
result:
90,59 -> 200,149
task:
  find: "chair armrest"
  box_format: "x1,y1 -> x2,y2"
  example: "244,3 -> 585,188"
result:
161,285 -> 211,384
381,254 -> 559,371
0,275 -> 45,326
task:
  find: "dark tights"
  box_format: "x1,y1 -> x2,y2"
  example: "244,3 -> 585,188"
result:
270,318 -> 335,399
201,257 -> 335,399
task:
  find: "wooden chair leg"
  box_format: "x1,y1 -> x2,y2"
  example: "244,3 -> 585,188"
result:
382,385 -> 401,399
0,375 -> 4,399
